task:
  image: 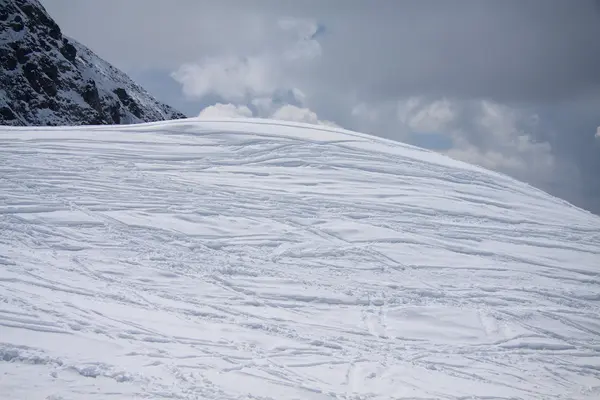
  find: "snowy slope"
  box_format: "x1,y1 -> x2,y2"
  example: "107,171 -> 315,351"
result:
0,118 -> 599,399
0,0 -> 185,126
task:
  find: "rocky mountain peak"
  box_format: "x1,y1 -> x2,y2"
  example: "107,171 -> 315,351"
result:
0,0 -> 186,126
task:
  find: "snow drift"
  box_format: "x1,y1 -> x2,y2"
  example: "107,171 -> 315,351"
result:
1,118 -> 599,399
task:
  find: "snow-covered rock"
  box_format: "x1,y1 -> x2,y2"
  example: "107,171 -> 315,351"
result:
0,0 -> 185,126
1,118 -> 599,399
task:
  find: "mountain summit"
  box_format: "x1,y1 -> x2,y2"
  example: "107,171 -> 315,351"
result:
0,0 -> 186,126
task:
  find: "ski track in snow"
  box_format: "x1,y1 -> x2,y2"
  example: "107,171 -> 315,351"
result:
0,118 -> 599,399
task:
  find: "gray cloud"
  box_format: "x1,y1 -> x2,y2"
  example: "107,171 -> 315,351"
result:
319,1 -> 600,104
42,0 -> 600,103
40,0 -> 600,214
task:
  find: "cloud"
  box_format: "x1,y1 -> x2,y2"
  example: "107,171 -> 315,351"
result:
250,88 -> 306,116
43,0 -> 600,103
173,17 -> 334,126
398,98 -> 455,134
325,95 -> 559,186
277,17 -> 323,61
447,100 -> 554,174
270,104 -> 338,127
596,126 -> 600,138
422,99 -> 556,183
197,102 -> 336,127
170,17 -> 321,106
197,103 -> 253,119
351,97 -> 562,190
172,56 -> 277,103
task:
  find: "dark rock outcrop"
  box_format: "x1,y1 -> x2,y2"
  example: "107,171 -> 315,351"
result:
0,0 -> 186,126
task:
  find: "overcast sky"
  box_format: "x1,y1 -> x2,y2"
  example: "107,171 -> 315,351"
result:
41,0 -> 600,215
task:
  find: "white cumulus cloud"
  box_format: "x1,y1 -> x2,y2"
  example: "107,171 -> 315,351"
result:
197,102 -> 337,128
172,55 -> 277,102
399,98 -> 455,133
171,17 -> 321,106
198,103 -> 253,119
270,104 -> 338,127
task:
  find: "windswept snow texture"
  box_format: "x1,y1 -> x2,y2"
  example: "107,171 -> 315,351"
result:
1,118 -> 600,399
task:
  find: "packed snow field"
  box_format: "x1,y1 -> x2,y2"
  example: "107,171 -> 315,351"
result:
1,118 -> 599,399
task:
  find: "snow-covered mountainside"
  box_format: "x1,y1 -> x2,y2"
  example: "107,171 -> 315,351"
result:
0,0 -> 186,126
1,118 -> 599,399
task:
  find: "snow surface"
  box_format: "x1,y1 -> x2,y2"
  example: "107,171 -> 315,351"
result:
1,118 -> 599,399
